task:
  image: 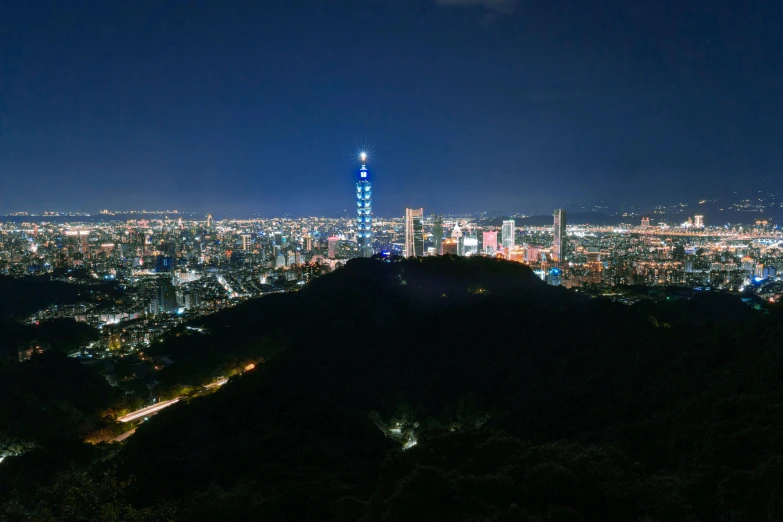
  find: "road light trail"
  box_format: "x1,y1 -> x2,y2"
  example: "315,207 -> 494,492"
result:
118,398 -> 180,422
116,378 -> 229,425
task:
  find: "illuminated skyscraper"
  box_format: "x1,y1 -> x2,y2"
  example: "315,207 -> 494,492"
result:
548,267 -> 562,286
356,152 -> 373,257
451,222 -> 463,256
463,231 -> 478,256
404,208 -> 424,257
432,215 -> 444,255
501,220 -> 515,254
694,215 -> 704,228
482,231 -> 498,254
442,238 -> 459,255
328,236 -> 340,259
553,209 -> 567,263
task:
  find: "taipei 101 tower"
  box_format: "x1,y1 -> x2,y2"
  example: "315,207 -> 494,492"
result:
356,152 -> 373,257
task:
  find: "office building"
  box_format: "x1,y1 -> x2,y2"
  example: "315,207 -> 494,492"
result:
328,236 -> 340,259
553,209 -> 566,263
183,289 -> 200,310
501,220 -> 515,254
525,245 -> 541,263
154,255 -> 174,273
451,222 -> 463,256
356,153 -> 373,257
482,231 -> 498,254
432,215 -> 444,255
442,238 -> 459,255
463,231 -> 478,256
694,215 -> 704,228
404,208 -> 424,257
548,267 -> 562,286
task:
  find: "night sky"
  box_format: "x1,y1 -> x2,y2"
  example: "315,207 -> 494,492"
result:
2,0 -> 782,217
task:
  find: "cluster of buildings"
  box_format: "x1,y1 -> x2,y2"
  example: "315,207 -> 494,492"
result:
2,156 -> 783,358
396,209 -> 782,300
0,210 -> 379,355
399,209 -> 568,263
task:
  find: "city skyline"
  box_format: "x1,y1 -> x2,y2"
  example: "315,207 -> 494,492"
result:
3,1 -> 782,215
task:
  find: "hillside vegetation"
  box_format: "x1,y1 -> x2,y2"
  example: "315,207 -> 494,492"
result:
4,256 -> 783,521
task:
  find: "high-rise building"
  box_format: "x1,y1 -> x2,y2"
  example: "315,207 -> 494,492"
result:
404,208 -> 424,257
151,283 -> 177,315
154,255 -> 174,273
553,209 -> 566,263
206,214 -> 213,228
525,245 -> 541,263
641,217 -> 650,228
463,231 -> 478,256
328,236 -> 340,259
432,215 -> 444,255
183,289 -> 200,310
442,238 -> 459,255
451,222 -> 463,256
356,153 -> 373,257
501,220 -> 515,254
482,231 -> 498,254
694,215 -> 704,228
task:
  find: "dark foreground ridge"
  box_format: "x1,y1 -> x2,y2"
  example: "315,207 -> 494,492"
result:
3,256 -> 783,521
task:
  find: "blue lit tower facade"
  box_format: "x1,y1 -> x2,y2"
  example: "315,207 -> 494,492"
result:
356,152 -> 373,257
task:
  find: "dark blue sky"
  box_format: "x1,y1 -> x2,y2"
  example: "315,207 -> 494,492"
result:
2,0 -> 782,216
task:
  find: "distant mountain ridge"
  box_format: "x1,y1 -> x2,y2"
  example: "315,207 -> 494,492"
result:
486,213 -> 622,227
487,207 -> 781,228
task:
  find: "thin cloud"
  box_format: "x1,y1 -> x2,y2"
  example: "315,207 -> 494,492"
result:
432,0 -> 519,14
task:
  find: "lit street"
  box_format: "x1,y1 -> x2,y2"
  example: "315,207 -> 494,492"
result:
118,398 -> 180,423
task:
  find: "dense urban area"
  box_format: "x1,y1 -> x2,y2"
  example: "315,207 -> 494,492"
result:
1,196 -> 782,446
2,202 -> 782,348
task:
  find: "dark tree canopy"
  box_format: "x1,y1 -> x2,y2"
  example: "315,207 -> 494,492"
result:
3,257 -> 783,521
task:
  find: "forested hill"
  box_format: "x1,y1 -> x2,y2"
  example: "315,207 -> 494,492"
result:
5,256 -> 783,521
